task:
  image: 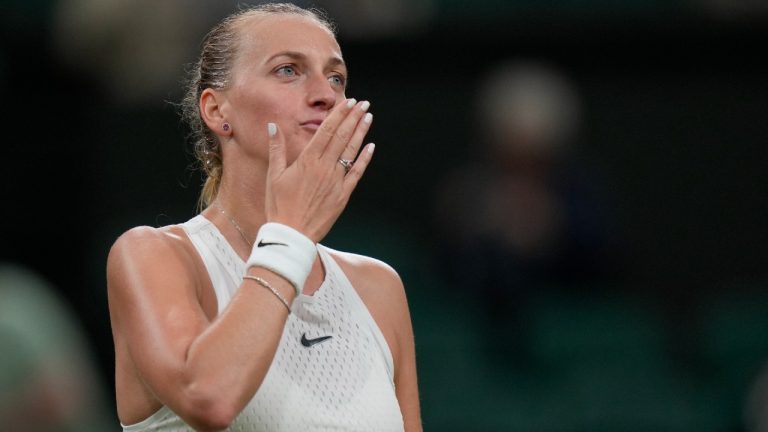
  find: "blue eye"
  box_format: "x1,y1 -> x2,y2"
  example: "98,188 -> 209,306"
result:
276,65 -> 296,77
329,74 -> 346,87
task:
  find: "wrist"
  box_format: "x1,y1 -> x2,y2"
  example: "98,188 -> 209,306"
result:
246,222 -> 316,296
243,270 -> 294,313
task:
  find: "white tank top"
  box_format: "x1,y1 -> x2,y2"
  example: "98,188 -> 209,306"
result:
121,215 -> 404,432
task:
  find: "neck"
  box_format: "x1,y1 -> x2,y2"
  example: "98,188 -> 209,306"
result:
203,158 -> 269,254
203,152 -> 327,293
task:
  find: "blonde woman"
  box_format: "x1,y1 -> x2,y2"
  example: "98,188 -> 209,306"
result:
107,4 -> 421,431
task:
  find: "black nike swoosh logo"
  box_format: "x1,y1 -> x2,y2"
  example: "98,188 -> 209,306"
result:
301,333 -> 333,347
257,240 -> 288,247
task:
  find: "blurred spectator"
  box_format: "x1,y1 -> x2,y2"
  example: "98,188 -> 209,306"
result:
433,61 -> 616,360
316,0 -> 435,39
0,264 -> 112,431
52,0 -> 233,104
746,363 -> 768,432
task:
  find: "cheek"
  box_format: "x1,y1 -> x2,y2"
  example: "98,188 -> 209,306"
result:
268,105 -> 284,117
232,84 -> 280,119
232,96 -> 284,142
284,128 -> 309,164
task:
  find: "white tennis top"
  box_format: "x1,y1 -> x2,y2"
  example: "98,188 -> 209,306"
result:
122,215 -> 404,431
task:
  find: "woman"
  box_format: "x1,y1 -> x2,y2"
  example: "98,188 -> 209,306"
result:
107,4 -> 421,431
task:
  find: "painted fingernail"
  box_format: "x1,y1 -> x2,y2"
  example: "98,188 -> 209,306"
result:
368,143 -> 375,154
346,98 -> 357,108
359,101 -> 370,112
363,113 -> 373,124
268,122 -> 277,137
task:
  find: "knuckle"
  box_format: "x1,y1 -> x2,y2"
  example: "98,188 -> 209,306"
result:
335,128 -> 352,143
298,157 -> 313,171
317,123 -> 335,139
346,168 -> 361,181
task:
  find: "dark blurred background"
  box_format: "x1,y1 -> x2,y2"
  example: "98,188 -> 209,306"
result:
2,0 -> 768,430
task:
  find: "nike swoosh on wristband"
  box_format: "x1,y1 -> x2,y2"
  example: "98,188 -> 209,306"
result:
257,240 -> 288,247
301,333 -> 333,347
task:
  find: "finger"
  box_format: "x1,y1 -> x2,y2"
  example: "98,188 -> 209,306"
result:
322,100 -> 371,163
266,122 -> 285,179
304,98 -> 357,159
342,143 -> 375,195
340,110 -> 373,163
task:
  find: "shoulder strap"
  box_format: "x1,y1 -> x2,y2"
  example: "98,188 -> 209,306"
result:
180,215 -> 245,314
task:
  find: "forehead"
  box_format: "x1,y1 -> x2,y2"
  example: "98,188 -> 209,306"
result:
235,14 -> 342,65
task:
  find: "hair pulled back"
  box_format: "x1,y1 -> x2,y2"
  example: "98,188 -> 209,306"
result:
180,3 -> 335,210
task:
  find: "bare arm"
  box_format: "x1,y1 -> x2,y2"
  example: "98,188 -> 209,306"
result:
108,227 -> 296,431
393,287 -> 422,432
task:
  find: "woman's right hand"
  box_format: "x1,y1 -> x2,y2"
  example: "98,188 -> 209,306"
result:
264,98 -> 375,243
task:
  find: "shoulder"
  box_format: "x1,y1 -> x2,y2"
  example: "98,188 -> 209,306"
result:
324,246 -> 411,340
108,225 -> 190,264
324,247 -> 404,297
107,224 -> 199,289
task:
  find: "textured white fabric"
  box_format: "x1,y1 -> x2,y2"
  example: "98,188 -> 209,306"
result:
121,214 -> 404,432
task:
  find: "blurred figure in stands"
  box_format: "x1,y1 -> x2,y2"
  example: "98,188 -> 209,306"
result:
434,61 -> 615,361
0,264 -> 112,431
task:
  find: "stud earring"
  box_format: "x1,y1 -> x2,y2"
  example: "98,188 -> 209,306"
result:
222,122 -> 230,132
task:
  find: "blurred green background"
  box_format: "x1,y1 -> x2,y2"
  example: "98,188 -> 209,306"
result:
2,0 -> 768,430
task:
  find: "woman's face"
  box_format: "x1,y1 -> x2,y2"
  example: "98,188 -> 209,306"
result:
223,14 -> 347,165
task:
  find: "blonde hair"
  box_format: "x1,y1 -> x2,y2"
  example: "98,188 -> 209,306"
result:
180,3 -> 335,210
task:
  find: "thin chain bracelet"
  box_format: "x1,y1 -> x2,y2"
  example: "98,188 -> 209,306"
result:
243,275 -> 292,313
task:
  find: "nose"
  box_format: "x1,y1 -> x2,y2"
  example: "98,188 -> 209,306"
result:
306,73 -> 337,110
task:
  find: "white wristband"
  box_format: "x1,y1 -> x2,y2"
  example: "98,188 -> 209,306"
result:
246,223 -> 316,296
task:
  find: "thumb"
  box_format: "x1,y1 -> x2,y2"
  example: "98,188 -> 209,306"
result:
266,122 -> 285,177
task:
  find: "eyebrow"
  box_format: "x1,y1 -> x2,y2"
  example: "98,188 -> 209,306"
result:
265,51 -> 346,70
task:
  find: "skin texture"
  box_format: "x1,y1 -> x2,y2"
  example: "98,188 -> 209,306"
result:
107,13 -> 421,432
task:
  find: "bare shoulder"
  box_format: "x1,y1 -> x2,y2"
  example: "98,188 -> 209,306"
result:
107,224 -> 200,293
109,225 -> 190,264
325,248 -> 405,297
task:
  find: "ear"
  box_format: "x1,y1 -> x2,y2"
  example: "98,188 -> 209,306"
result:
200,88 -> 230,135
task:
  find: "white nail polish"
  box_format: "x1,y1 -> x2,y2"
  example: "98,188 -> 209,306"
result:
360,101 -> 370,112
368,143 -> 375,154
268,123 -> 277,137
346,98 -> 357,108
363,113 -> 373,124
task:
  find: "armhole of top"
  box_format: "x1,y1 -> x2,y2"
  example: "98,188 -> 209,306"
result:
317,245 -> 396,384
180,215 -> 228,314
120,405 -> 173,431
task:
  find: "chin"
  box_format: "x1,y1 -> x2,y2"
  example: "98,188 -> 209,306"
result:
300,126 -> 319,138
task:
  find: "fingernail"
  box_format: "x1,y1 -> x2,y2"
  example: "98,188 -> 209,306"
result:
368,143 -> 375,154
268,122 -> 277,137
363,113 -> 373,124
359,101 -> 370,112
346,98 -> 357,108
